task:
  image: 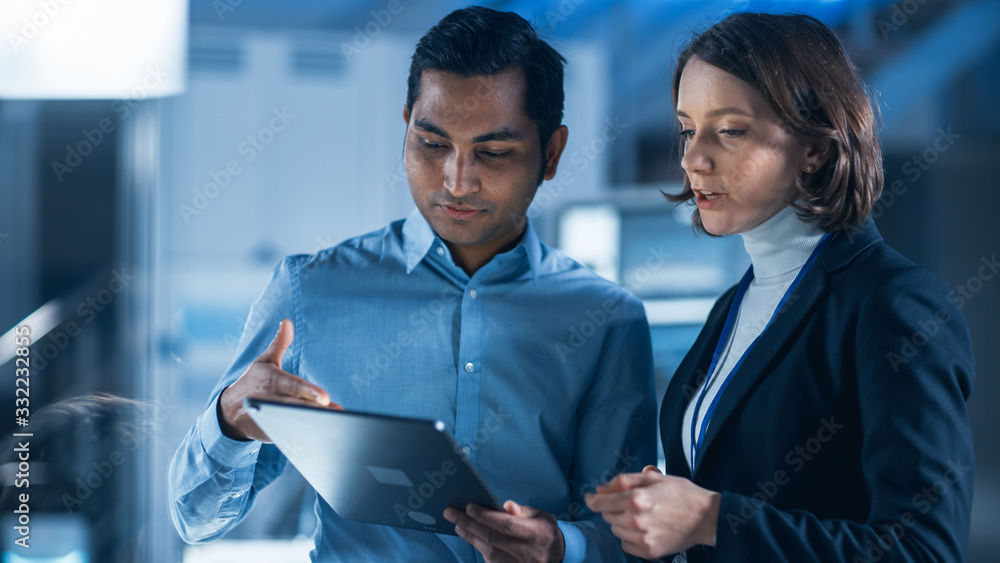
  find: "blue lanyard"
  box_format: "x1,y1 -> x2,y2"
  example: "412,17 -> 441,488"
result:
689,232 -> 833,471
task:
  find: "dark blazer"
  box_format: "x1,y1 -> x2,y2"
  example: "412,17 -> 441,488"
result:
660,219 -> 975,562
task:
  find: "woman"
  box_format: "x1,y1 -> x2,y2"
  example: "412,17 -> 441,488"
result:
585,12 -> 974,562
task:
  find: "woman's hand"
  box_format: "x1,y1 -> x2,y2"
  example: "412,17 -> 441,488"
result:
584,465 -> 721,560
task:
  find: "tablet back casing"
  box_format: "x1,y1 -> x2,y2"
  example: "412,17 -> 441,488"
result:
244,398 -> 500,535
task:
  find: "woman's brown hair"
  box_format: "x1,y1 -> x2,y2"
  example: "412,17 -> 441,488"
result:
666,12 -> 883,234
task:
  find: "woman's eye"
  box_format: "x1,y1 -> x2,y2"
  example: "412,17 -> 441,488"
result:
720,129 -> 746,138
678,130 -> 695,140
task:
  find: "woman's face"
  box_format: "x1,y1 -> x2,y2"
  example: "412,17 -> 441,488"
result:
676,57 -> 817,236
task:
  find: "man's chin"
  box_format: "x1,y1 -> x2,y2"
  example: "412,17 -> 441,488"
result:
426,220 -> 486,245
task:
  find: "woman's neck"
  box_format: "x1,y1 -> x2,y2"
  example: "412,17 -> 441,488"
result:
739,205 -> 825,280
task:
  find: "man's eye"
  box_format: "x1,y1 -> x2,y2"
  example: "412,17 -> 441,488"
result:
418,140 -> 446,151
480,151 -> 512,160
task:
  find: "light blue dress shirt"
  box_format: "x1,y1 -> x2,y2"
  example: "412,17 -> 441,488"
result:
169,210 -> 657,562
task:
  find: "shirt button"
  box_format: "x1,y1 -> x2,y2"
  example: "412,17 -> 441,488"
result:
461,445 -> 472,456
469,289 -> 478,299
436,246 -> 445,256
464,362 -> 474,373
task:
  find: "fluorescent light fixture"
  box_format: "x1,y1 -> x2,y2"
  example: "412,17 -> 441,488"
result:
0,0 -> 187,99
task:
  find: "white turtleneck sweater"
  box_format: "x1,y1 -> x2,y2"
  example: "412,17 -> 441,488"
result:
682,204 -> 826,470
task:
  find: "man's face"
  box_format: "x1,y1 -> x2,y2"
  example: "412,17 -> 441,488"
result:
403,69 -> 564,260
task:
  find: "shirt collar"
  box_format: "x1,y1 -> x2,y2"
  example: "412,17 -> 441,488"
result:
402,208 -> 542,283
403,208 -> 439,273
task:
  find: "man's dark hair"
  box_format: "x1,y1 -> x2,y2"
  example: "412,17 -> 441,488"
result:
406,6 -> 566,147
667,12 -> 883,235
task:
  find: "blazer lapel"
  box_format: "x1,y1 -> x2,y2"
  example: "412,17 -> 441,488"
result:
693,263 -> 830,471
661,288 -> 734,477
692,222 -> 884,474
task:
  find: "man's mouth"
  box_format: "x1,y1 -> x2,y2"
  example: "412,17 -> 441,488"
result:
439,204 -> 484,220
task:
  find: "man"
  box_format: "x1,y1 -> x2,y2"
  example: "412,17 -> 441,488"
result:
169,6 -> 655,562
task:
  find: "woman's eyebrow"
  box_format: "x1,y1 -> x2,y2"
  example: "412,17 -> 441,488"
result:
676,107 -> 754,119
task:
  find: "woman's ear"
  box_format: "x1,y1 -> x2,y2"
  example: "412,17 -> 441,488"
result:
803,138 -> 831,173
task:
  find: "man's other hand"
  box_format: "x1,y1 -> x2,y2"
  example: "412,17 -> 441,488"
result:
445,500 -> 565,562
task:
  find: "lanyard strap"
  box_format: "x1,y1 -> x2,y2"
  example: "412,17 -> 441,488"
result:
689,232 -> 833,471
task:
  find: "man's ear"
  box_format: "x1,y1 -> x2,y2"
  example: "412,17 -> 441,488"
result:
402,105 -> 410,125
542,125 -> 569,181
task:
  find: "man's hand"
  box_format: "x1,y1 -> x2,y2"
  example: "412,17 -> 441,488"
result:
218,319 -> 342,442
444,500 -> 565,563
584,465 -> 721,560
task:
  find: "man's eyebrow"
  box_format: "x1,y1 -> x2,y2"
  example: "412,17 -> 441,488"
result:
413,119 -> 524,144
473,128 -> 523,143
676,107 -> 754,119
414,119 -> 450,139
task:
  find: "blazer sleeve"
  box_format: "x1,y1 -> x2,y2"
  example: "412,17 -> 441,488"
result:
709,265 -> 975,562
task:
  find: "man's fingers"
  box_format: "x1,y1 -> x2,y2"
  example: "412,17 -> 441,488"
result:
271,370 -> 332,406
449,505 -> 519,546
258,319 -> 295,367
466,503 -> 538,539
503,500 -> 541,519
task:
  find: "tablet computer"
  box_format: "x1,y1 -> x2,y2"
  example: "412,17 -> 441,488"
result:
244,398 -> 501,535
